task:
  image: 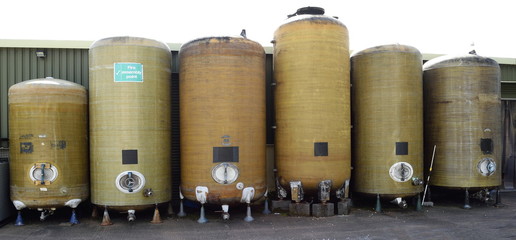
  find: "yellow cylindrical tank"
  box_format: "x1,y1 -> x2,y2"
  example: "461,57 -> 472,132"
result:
423,54 -> 501,189
273,7 -> 351,197
351,44 -> 424,198
9,78 -> 88,211
179,36 -> 266,205
89,36 -> 172,211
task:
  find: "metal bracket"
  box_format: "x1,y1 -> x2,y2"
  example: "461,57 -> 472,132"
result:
318,180 -> 332,203
290,181 -> 304,203
276,177 -> 287,200
336,179 -> 350,200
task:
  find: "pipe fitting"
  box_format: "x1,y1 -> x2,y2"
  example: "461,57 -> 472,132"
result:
412,177 -> 423,186
143,188 -> 153,197
127,210 -> 136,222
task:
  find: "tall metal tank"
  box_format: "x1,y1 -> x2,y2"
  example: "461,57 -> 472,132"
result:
89,36 -> 172,222
351,44 -> 424,210
273,6 -> 351,214
423,54 -> 501,208
179,36 -> 266,222
8,77 -> 88,224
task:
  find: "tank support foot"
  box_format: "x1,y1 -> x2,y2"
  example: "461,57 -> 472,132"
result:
101,206 -> 113,226
416,194 -> 422,211
244,203 -> 254,222
69,209 -> 79,225
375,194 -> 382,212
15,211 -> 24,226
178,187 -> 186,217
197,204 -> 208,223
177,200 -> 186,217
263,197 -> 271,215
337,198 -> 352,215
463,189 -> 472,209
151,204 -> 162,224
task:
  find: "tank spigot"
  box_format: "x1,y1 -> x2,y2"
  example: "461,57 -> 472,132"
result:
127,210 -> 136,222
221,205 -> 230,220
412,177 -> 423,186
143,188 -> 153,197
39,209 -> 54,221
390,197 -> 407,209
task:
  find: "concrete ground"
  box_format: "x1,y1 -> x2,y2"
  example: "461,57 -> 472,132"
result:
1,190 -> 515,240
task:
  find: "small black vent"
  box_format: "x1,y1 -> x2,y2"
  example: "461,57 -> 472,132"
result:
213,146 -> 239,162
480,138 -> 493,154
122,150 -> 138,164
396,142 -> 408,155
314,142 -> 328,156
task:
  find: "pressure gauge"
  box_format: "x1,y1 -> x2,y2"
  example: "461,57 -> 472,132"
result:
211,162 -> 239,185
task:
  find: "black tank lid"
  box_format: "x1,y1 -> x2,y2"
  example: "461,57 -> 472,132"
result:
288,6 -> 325,18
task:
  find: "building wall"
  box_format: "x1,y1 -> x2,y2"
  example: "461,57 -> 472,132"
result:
0,48 -> 89,139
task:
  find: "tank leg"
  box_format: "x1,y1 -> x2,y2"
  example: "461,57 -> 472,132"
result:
244,203 -> 254,222
69,208 -> 79,225
262,197 -> 271,215
177,199 -> 186,217
151,204 -> 163,224
127,210 -> 136,222
91,205 -> 98,218
416,194 -> 422,211
375,194 -> 382,212
15,211 -> 24,226
167,201 -> 175,216
101,206 -> 113,226
463,189 -> 472,209
495,188 -> 503,207
197,204 -> 208,223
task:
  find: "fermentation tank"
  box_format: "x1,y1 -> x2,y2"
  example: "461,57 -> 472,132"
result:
273,6 -> 351,214
179,36 -> 266,222
351,44 -> 424,210
9,77 -> 88,224
423,54 -> 501,208
89,36 -> 172,222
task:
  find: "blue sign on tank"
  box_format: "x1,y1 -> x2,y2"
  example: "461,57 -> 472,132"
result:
114,63 -> 143,82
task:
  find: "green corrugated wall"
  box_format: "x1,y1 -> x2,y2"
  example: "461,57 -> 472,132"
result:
0,48 -> 89,139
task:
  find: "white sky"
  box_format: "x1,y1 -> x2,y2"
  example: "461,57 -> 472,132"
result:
2,0 -> 515,58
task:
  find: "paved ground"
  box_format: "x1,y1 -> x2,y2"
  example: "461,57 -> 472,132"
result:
1,190 -> 515,240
